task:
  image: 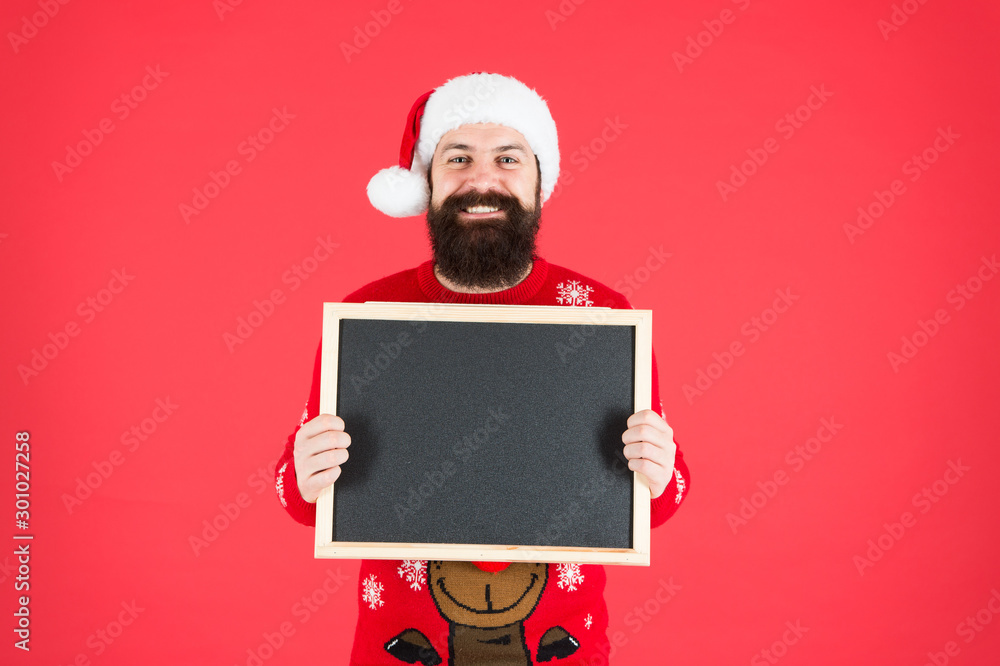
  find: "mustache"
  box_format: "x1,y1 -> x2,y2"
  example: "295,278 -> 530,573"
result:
436,189 -> 524,214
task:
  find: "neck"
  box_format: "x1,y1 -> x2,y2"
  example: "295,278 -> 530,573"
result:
433,262 -> 533,294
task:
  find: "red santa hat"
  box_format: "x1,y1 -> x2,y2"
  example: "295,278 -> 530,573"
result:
366,72 -> 561,218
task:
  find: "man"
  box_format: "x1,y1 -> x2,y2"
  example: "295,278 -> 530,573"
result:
275,72 -> 690,665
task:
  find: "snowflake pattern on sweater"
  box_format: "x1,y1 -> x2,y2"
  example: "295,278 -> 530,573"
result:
556,279 -> 594,306
396,560 -> 427,591
556,563 -> 585,591
361,574 -> 384,610
275,462 -> 288,508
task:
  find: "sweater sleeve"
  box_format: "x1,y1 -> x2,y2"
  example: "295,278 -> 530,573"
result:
274,340 -> 322,527
275,288 -> 375,527
648,338 -> 691,529
650,442 -> 690,528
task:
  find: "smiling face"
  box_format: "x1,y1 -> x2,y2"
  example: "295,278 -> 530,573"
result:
429,123 -> 539,216
425,123 -> 543,291
427,560 -> 548,629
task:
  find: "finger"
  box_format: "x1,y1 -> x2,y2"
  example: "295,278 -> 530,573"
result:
626,409 -> 666,429
622,423 -> 669,447
296,445 -> 349,486
303,466 -> 342,502
626,458 -> 669,496
297,413 -> 346,439
315,429 -> 352,451
296,429 -> 351,457
627,455 -> 665,476
622,441 -> 669,465
300,443 -> 350,479
623,437 -> 677,488
627,410 -> 674,444
317,447 -> 349,471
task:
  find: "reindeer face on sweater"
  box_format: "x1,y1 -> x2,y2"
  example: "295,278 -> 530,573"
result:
427,561 -> 548,629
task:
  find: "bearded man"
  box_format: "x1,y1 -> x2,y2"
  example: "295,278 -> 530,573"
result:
274,72 -> 690,665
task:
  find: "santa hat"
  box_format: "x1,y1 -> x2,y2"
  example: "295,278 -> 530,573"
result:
366,73 -> 560,218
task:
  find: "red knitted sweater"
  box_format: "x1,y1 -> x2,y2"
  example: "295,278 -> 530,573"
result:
275,257 -> 690,665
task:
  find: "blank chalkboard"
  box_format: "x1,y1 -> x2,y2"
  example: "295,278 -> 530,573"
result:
314,302 -> 652,566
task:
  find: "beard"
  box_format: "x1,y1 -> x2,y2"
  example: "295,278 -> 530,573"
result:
426,186 -> 541,291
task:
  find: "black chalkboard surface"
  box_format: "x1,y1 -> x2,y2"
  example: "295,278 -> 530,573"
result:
314,302 -> 653,566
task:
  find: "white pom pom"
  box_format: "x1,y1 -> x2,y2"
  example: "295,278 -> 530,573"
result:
366,166 -> 429,218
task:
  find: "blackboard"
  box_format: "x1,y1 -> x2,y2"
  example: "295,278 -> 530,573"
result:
314,302 -> 652,565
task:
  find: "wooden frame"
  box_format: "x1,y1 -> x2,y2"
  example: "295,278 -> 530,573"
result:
314,301 -> 653,566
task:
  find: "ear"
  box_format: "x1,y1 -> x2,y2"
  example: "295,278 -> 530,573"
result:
384,628 -> 442,665
537,626 -> 580,661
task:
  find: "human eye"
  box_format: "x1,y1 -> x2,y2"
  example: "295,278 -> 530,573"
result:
448,156 -> 469,163
498,156 -> 517,164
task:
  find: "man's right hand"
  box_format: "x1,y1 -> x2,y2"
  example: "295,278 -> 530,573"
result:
293,414 -> 351,503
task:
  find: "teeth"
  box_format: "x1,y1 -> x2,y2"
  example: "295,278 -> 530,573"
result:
465,206 -> 499,214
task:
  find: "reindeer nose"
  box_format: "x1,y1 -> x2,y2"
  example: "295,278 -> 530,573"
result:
473,561 -> 510,573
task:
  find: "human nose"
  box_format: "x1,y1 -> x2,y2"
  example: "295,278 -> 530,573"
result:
465,159 -> 500,192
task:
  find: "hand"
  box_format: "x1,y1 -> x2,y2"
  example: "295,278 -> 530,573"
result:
622,409 -> 677,499
293,414 -> 351,503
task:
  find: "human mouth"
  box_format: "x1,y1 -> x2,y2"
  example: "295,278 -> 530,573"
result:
462,205 -> 502,215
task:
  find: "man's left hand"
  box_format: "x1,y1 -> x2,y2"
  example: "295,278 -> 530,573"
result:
622,409 -> 677,499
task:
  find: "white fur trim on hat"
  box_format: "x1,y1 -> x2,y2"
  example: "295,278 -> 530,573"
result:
367,165 -> 429,219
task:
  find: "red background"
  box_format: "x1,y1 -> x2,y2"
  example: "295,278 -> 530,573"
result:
3,0 -> 999,664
